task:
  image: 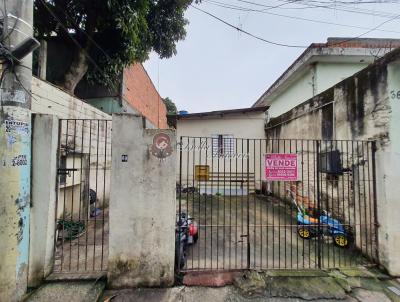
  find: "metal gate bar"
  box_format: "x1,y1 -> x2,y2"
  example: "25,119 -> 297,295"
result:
177,137 -> 378,272
53,119 -> 111,273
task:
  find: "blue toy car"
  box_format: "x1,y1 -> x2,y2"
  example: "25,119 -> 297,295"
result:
297,210 -> 352,248
288,189 -> 352,248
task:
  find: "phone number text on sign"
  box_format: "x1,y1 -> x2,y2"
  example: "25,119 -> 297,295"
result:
265,153 -> 298,181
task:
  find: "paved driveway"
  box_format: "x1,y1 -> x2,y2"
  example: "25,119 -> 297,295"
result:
179,194 -> 366,271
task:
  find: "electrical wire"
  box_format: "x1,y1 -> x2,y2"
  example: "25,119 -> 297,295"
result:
191,4 -> 308,47
192,2 -> 400,48
234,0 -> 400,19
1,0 -> 22,43
205,0 -> 400,34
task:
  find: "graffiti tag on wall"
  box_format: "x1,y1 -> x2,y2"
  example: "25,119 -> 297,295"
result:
11,155 -> 28,166
5,119 -> 29,134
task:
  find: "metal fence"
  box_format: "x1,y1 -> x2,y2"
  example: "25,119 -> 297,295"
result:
177,137 -> 378,272
53,119 -> 112,273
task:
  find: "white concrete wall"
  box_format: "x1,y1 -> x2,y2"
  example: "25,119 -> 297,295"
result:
31,77 -> 111,119
108,114 -> 176,288
267,69 -> 314,118
176,112 -> 267,190
28,114 -> 58,287
316,62 -> 367,93
378,61 -> 400,275
176,112 -> 266,139
267,62 -> 368,118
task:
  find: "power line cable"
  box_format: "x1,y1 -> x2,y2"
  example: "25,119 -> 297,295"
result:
204,0 -> 400,34
235,0 -> 400,18
191,4 -> 308,47
195,2 -> 400,48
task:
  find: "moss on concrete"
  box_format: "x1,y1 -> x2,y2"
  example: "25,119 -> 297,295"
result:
269,276 -> 347,300
233,271 -> 267,297
264,269 -> 328,278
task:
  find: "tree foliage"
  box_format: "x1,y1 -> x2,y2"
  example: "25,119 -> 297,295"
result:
163,97 -> 177,114
34,0 -> 199,93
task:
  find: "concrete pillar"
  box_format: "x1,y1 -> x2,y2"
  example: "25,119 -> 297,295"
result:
28,114 -> 59,287
38,39 -> 47,80
376,62 -> 400,276
0,0 -> 34,300
108,114 -> 176,288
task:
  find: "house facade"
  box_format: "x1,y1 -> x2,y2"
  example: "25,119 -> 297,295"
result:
265,48 -> 400,276
172,107 -> 268,193
253,37 -> 400,117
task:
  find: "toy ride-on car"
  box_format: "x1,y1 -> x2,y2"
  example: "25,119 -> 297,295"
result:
297,208 -> 352,248
288,189 -> 352,248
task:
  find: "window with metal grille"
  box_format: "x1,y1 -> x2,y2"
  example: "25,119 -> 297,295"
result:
211,134 -> 234,157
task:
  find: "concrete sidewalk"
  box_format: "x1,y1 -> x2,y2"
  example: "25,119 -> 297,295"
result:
104,268 -> 400,302
25,267 -> 400,302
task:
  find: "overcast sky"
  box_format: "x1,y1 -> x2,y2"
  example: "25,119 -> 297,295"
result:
143,0 -> 400,113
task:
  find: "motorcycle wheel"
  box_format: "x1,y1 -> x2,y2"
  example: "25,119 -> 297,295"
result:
175,244 -> 186,269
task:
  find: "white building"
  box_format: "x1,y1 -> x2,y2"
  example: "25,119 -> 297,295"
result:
253,37 -> 400,117
171,107 -> 269,193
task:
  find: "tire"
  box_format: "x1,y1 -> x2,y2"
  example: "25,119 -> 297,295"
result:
175,243 -> 186,269
333,233 -> 349,248
298,227 -> 312,239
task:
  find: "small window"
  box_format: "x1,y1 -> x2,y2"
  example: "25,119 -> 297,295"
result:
318,150 -> 342,174
195,165 -> 210,181
212,134 -> 234,157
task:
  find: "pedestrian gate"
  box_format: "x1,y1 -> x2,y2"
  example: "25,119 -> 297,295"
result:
177,137 -> 378,271
53,119 -> 111,274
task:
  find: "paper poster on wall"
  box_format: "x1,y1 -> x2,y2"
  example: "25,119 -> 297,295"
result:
265,153 -> 298,181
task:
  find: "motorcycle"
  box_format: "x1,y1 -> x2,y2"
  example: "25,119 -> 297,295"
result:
175,212 -> 198,269
288,190 -> 352,248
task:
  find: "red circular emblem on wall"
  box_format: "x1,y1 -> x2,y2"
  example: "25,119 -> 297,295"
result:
151,133 -> 172,158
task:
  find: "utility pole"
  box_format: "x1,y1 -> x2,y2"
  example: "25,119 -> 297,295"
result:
0,0 -> 34,301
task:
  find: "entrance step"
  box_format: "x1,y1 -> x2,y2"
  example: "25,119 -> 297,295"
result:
25,280 -> 105,302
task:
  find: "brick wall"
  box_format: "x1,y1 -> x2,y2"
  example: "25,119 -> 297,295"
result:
122,63 -> 168,129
